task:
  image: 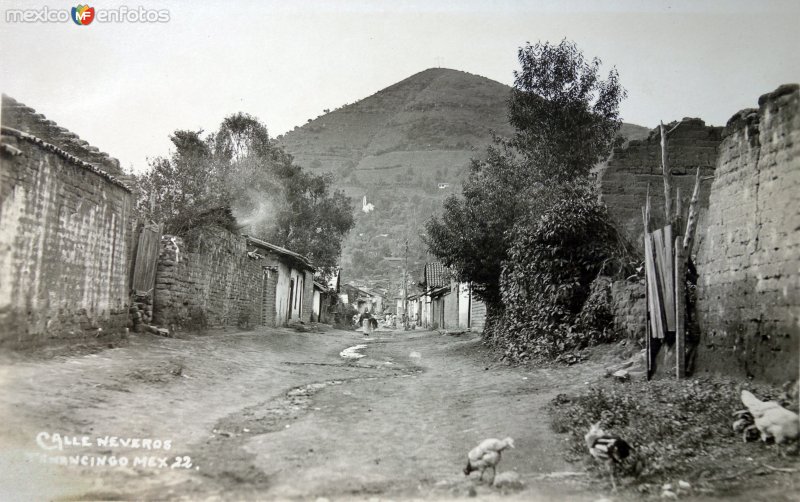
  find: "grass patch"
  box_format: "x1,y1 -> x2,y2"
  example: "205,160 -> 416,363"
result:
548,376 -> 799,496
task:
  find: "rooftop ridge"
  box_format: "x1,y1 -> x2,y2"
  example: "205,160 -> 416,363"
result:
1,126 -> 131,192
1,94 -> 123,176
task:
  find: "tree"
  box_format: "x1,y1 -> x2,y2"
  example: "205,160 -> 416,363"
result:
135,129 -> 234,235
425,40 -> 626,307
136,113 -> 355,276
509,39 -> 626,181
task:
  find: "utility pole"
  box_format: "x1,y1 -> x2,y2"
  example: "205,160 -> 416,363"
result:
403,239 -> 409,330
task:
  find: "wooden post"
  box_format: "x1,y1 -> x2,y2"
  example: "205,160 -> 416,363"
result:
675,238 -> 686,378
660,121 -> 673,227
675,187 -> 683,236
643,207 -> 651,380
683,167 -> 702,260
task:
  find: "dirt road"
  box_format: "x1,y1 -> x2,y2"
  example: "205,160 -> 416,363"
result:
0,327 -> 611,501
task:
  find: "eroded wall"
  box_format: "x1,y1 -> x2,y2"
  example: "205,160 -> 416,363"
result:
695,84 -> 800,383
599,119 -> 722,250
0,97 -> 132,348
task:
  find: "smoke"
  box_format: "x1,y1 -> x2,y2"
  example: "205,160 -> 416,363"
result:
232,188 -> 278,237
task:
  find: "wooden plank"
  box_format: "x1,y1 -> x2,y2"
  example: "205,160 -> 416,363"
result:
651,229 -> 667,332
653,228 -> 675,332
645,233 -> 652,379
663,225 -> 675,330
675,238 -> 686,378
131,223 -> 163,293
645,233 -> 665,339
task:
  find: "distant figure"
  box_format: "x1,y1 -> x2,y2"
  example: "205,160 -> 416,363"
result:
359,310 -> 374,336
362,195 -> 375,213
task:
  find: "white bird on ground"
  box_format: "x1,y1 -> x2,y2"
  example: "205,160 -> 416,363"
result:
741,390 -> 799,444
463,437 -> 514,484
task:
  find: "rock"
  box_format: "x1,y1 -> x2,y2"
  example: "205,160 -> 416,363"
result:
661,489 -> 678,499
678,480 -> 691,490
493,471 -> 524,490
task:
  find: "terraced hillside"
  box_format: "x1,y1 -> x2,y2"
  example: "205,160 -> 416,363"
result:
278,68 -> 648,290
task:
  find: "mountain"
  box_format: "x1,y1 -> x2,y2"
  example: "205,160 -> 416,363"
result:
277,68 -> 647,291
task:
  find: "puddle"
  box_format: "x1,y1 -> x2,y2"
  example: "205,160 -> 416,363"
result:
339,344 -> 367,359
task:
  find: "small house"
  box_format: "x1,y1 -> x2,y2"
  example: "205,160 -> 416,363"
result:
245,236 -> 316,326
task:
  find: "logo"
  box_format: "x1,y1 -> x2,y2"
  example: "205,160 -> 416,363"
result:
71,4 -> 95,25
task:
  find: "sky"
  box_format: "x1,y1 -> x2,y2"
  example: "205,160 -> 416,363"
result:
1,0 -> 799,173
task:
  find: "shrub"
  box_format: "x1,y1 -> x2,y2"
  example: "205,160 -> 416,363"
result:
483,180 -> 634,361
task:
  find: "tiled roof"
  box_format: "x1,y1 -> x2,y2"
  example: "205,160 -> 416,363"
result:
245,235 -> 315,271
424,262 -> 449,289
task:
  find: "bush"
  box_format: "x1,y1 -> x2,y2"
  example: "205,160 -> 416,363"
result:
548,377 -> 798,488
483,181 -> 634,361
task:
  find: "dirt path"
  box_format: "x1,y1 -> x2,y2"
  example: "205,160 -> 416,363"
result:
0,327 -> 611,501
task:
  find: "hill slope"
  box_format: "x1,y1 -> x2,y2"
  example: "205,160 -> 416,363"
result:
277,68 -> 648,292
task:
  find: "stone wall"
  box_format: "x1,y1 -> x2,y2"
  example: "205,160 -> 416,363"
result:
0,99 -> 132,348
694,84 -> 800,383
153,226 -> 318,329
153,227 -> 265,330
599,119 -> 722,250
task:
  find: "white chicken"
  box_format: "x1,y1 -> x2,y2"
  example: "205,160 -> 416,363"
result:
741,390 -> 799,444
463,437 -> 514,484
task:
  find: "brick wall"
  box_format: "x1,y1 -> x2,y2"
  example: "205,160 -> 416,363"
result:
0,99 -> 132,348
153,226 -> 264,329
599,119 -> 722,251
694,84 -> 800,383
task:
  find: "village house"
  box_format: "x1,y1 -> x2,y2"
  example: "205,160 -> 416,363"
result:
417,262 -> 486,332
245,236 -> 316,326
340,283 -> 386,313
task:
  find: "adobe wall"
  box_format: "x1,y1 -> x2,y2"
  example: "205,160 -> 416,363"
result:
610,280 -> 646,341
470,293 -> 486,333
153,227 -> 265,329
599,119 -> 722,250
694,84 -> 800,383
0,101 -> 132,348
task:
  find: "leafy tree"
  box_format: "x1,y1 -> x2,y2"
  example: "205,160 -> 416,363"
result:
135,130 -> 233,235
509,39 -> 626,181
491,180 -> 629,360
136,113 -> 355,275
425,39 -> 626,306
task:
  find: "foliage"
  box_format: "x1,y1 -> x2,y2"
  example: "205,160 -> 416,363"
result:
509,39 -> 627,181
135,113 -> 355,274
134,130 -> 236,236
424,139 -> 530,305
425,39 -> 626,313
548,377 -> 798,490
482,181 -> 633,361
